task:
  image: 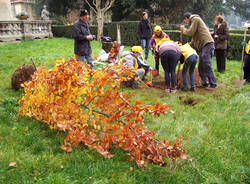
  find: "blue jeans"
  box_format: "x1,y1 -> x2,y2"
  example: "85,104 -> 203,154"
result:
141,39 -> 150,60
77,54 -> 94,68
182,54 -> 198,88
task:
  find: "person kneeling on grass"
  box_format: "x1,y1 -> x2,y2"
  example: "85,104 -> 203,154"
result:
180,43 -> 198,91
119,46 -> 150,88
157,39 -> 181,93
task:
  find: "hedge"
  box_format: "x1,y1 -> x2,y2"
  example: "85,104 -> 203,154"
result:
52,25 -> 97,39
52,22 -> 250,60
229,29 -> 250,35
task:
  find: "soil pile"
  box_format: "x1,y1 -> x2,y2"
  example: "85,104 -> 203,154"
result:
11,64 -> 36,90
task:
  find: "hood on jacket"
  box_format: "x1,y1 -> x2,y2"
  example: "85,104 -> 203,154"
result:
189,15 -> 200,25
121,51 -> 133,57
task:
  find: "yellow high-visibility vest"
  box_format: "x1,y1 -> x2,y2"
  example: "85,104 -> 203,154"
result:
245,41 -> 250,55
180,43 -> 197,61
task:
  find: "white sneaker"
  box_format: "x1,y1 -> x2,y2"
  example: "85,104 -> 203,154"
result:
171,89 -> 177,94
165,88 -> 170,93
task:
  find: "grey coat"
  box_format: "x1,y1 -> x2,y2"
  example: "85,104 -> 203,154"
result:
73,19 -> 92,56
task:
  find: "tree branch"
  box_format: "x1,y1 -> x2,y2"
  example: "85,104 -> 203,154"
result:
81,104 -> 126,125
84,0 -> 97,14
104,0 -> 115,12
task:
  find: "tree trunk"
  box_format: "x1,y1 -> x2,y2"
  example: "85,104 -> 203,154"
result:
96,0 -> 104,42
85,0 -> 115,42
96,10 -> 104,42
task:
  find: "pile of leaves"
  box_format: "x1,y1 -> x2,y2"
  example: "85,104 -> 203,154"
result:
19,58 -> 190,167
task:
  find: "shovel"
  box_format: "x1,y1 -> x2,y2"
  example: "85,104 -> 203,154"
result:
235,28 -> 247,86
176,32 -> 183,87
151,51 -> 159,77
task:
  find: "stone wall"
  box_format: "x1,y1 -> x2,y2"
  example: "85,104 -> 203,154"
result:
0,20 -> 53,42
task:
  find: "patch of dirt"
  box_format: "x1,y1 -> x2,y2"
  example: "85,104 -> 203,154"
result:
150,69 -> 202,90
11,64 -> 36,90
176,68 -> 202,88
151,81 -> 166,90
179,96 -> 199,106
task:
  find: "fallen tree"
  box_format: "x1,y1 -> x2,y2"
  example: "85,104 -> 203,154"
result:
19,58 -> 190,167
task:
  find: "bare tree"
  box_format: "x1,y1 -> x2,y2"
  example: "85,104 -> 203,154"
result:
85,0 -> 115,41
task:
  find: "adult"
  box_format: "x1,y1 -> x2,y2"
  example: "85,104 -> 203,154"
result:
180,12 -> 217,88
212,15 -> 229,73
73,9 -> 94,68
137,11 -> 153,61
157,39 -> 181,93
150,26 -> 170,74
244,38 -> 250,83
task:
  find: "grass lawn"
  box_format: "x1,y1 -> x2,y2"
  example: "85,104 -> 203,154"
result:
0,38 -> 249,184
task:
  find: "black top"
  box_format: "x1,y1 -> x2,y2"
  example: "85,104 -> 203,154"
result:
137,19 -> 153,39
73,19 -> 92,56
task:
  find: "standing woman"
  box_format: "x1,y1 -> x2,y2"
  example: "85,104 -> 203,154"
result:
137,11 -> 153,61
212,15 -> 229,73
157,40 -> 181,93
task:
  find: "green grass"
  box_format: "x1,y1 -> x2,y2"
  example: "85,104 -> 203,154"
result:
0,38 -> 249,184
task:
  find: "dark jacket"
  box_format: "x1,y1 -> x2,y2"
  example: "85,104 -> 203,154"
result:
73,19 -> 92,56
138,19 -> 153,39
213,22 -> 229,50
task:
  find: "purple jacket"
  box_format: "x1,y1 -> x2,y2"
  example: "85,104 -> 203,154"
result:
158,41 -> 181,56
150,33 -> 170,49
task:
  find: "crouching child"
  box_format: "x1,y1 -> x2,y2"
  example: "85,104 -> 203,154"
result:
180,43 -> 198,91
119,46 -> 150,88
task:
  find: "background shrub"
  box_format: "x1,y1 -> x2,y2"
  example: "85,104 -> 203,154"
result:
52,22 -> 250,60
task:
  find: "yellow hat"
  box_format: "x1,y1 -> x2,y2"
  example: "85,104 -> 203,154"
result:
131,46 -> 143,53
154,25 -> 162,32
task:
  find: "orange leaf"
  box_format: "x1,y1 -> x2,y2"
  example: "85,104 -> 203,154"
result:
61,145 -> 72,152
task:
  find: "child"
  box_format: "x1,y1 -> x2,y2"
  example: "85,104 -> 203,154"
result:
150,26 -> 170,75
180,43 -> 198,91
119,46 -> 150,88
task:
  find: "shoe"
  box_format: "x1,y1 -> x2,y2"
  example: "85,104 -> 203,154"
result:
171,89 -> 177,94
165,88 -> 170,93
197,84 -> 209,88
190,87 -> 195,92
170,87 -> 177,94
210,84 -> 217,88
181,87 -> 189,92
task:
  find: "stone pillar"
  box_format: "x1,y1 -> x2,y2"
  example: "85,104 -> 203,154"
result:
0,0 -> 14,20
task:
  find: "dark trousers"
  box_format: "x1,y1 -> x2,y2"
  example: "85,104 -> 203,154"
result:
215,49 -> 226,73
244,54 -> 250,82
198,43 -> 217,86
160,50 -> 180,89
154,51 -> 160,71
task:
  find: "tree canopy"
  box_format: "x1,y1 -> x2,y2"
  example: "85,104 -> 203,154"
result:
35,0 -> 249,26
